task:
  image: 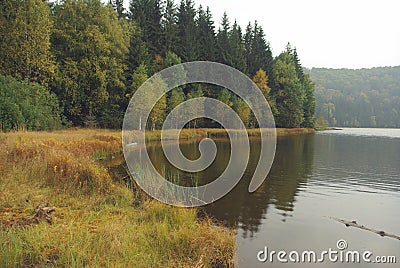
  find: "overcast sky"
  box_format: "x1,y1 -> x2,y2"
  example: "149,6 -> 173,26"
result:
121,0 -> 400,69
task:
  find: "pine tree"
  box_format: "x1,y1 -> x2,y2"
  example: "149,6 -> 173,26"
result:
177,0 -> 198,61
110,0 -> 126,19
129,0 -> 164,56
292,48 -> 304,83
126,22 -> 150,84
130,64 -> 148,93
196,5 -> 217,61
286,46 -> 315,127
163,0 -> 179,55
301,74 -> 316,128
273,52 -> 305,128
244,21 -> 274,84
216,12 -> 231,65
229,21 -> 247,73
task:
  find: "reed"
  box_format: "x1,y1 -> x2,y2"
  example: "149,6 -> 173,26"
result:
0,129 -> 235,267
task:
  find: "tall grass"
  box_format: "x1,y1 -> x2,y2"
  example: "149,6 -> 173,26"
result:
0,129 -> 235,267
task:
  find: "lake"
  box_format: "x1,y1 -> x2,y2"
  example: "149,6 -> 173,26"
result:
123,128 -> 400,267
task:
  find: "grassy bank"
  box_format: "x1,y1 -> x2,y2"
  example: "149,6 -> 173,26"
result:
141,127 -> 315,141
0,129 -> 234,267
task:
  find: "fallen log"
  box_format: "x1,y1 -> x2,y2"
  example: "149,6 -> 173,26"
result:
329,217 -> 400,241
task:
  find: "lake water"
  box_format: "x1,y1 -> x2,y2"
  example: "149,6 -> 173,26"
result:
123,128 -> 400,267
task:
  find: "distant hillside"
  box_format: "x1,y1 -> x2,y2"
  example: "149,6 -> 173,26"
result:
308,66 -> 400,127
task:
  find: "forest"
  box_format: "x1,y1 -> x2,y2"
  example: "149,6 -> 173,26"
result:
0,0 -> 315,131
310,66 -> 400,128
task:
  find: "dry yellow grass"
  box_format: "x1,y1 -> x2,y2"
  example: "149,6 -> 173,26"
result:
0,129 -> 235,267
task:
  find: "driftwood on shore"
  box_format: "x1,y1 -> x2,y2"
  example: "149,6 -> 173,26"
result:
1,202 -> 56,227
330,217 -> 400,241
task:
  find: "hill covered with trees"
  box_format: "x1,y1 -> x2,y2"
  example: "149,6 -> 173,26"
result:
0,0 -> 315,131
309,66 -> 400,128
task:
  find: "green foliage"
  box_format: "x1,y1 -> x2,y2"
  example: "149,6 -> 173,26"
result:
0,0 -> 315,129
0,0 -> 55,84
273,52 -> 305,128
228,21 -> 247,73
301,74 -> 316,128
196,6 -> 217,61
126,22 -> 150,82
252,69 -> 277,118
244,21 -> 274,81
167,88 -> 186,128
109,0 -> 126,19
148,75 -> 167,130
0,75 -> 63,131
51,0 -> 129,126
233,96 -> 251,127
129,0 -> 164,56
163,0 -> 179,55
130,64 -> 149,96
177,0 -> 198,61
186,85 -> 204,128
310,66 -> 400,127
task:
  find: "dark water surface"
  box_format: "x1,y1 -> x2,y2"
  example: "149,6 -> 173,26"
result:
125,128 -> 400,267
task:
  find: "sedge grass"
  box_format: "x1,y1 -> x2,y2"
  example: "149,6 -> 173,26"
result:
0,129 -> 235,267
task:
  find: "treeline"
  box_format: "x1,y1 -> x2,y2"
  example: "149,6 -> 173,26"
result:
0,0 -> 315,131
309,66 -> 400,128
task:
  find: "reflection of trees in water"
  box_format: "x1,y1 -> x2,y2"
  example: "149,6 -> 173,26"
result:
129,135 -> 315,239
204,135 -> 315,239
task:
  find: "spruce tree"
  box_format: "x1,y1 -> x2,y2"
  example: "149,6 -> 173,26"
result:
273,52 -> 305,128
163,0 -> 179,55
196,6 -> 217,61
110,0 -> 126,19
216,12 -> 231,65
177,0 -> 198,62
301,74 -> 316,128
126,23 -> 151,84
229,21 -> 247,73
244,21 -> 274,88
129,0 -> 164,56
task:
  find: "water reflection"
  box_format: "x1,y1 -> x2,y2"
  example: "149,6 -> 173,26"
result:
137,135 -> 315,238
115,130 -> 400,267
203,135 -> 315,238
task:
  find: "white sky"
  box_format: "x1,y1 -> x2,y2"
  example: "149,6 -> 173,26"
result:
121,0 -> 400,69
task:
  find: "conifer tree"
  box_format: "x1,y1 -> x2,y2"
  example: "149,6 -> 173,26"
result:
244,21 -> 274,89
163,0 -> 179,55
216,12 -> 231,65
273,52 -> 305,127
109,0 -> 126,19
129,0 -> 163,56
196,6 -> 217,61
177,0 -> 198,61
229,21 -> 247,73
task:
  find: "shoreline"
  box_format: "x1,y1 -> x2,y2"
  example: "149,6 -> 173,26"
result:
0,129 -> 234,267
125,127 -> 316,142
